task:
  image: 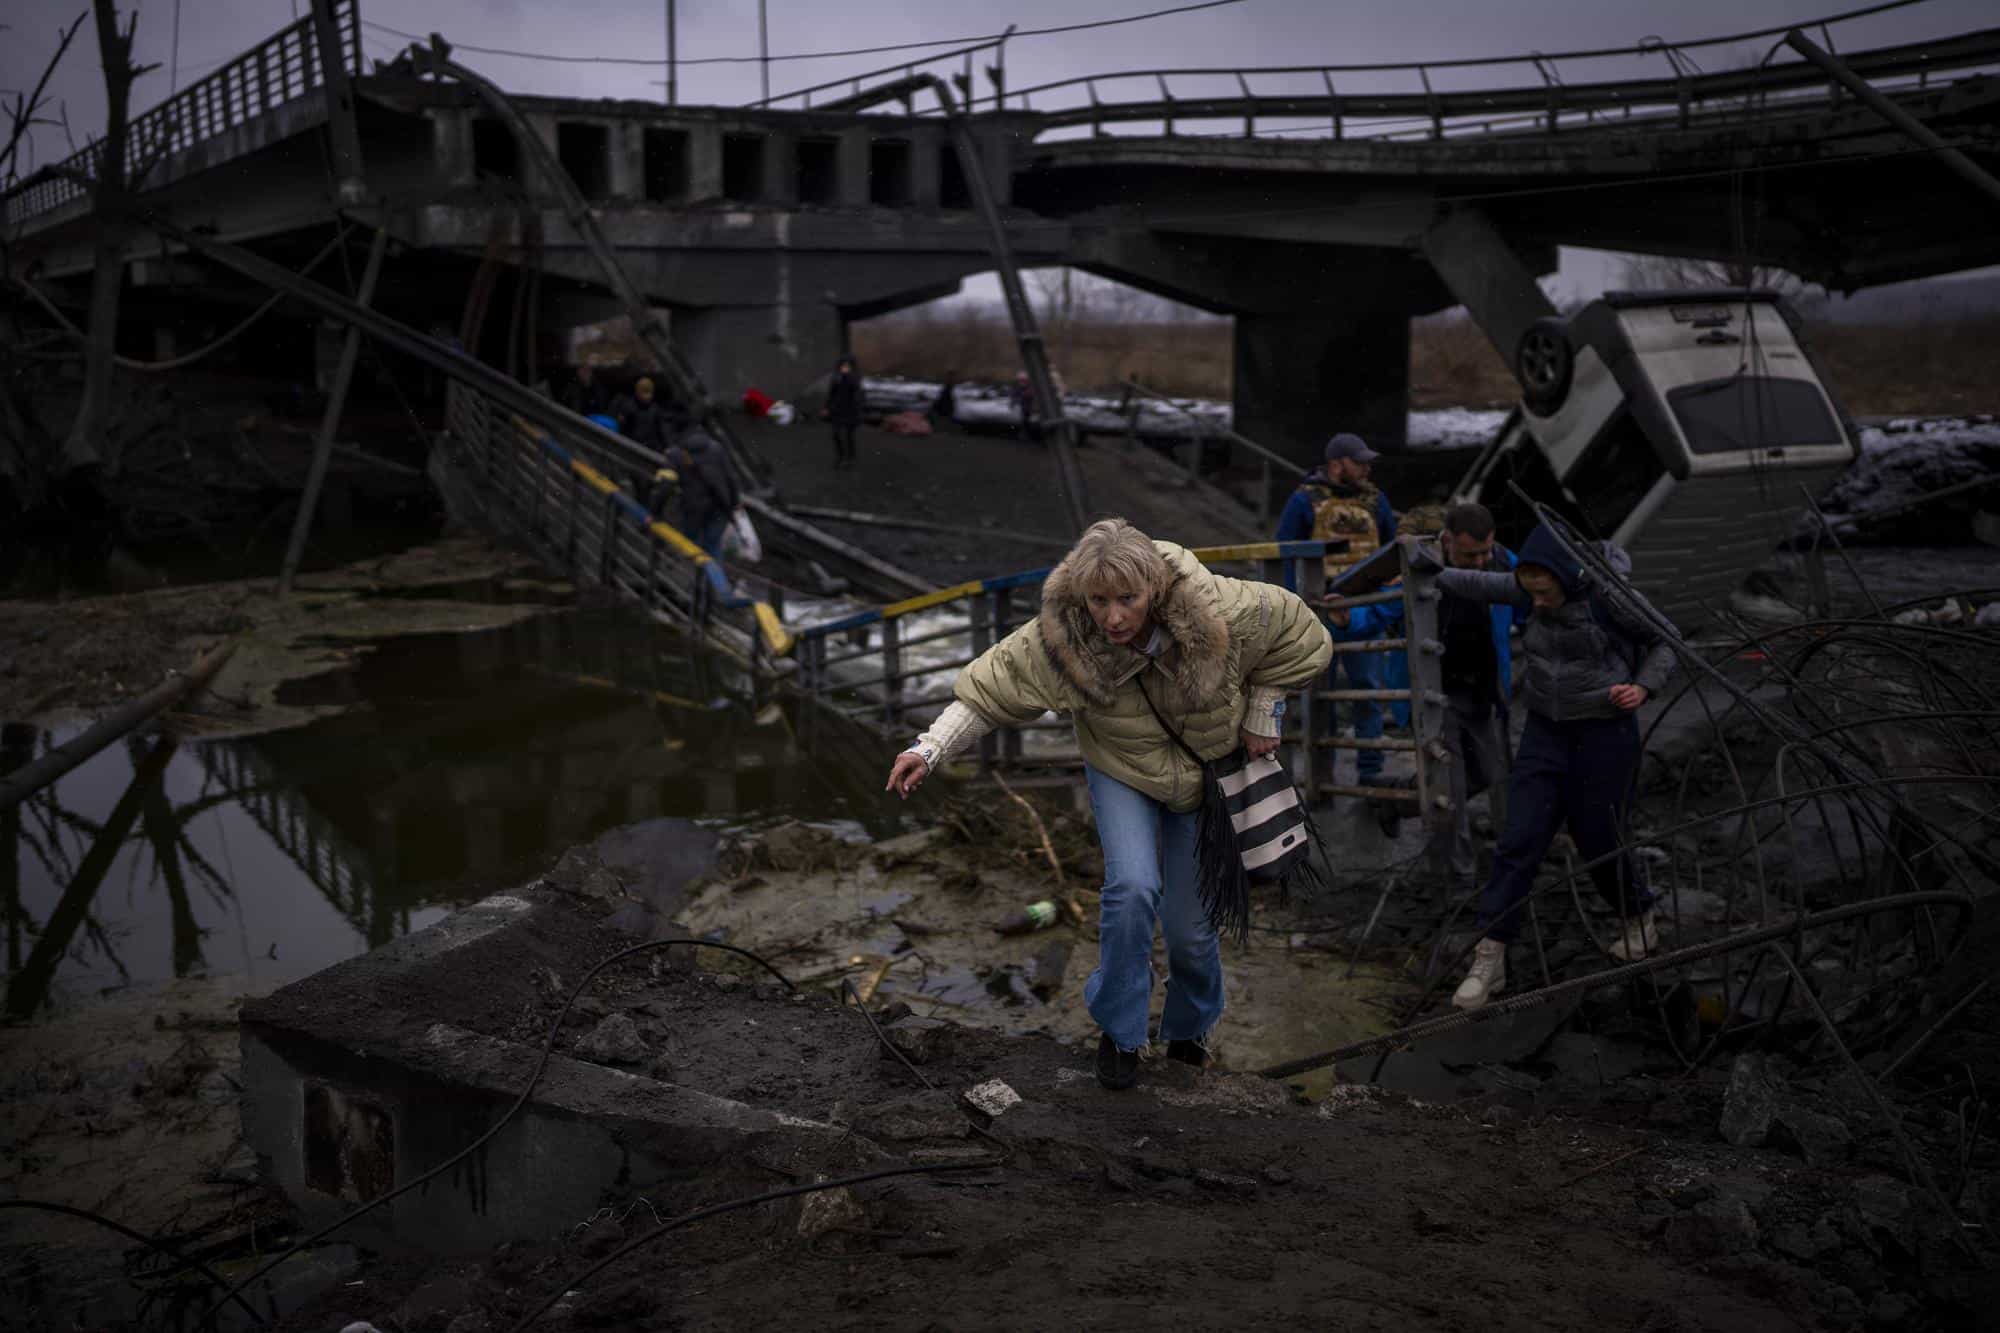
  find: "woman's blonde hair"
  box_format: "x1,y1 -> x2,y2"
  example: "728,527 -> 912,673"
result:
1064,518 -> 1169,598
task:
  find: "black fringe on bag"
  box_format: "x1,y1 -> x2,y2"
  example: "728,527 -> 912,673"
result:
1136,677 -> 1329,944
1190,759 -> 1330,946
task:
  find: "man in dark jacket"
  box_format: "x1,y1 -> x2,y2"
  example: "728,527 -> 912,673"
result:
1275,433 -> 1399,793
1332,502 -> 1521,873
667,419 -> 740,558
562,363 -> 608,418
611,377 -> 675,452
1432,524 -> 1677,1009
824,357 -> 862,468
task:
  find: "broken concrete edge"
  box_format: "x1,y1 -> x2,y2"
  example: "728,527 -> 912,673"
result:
238,885 -> 851,1254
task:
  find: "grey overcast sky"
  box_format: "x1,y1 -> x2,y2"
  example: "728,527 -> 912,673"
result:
5,0 -> 1995,298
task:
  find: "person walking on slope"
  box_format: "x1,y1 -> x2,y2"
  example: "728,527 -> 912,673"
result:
1327,502 -> 1521,873
664,412 -> 741,559
885,519 -> 1331,1090
824,356 -> 863,468
1425,524 -> 1677,1010
1275,433 -> 1398,795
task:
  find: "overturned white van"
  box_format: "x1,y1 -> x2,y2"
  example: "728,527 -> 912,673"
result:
1458,290 -> 1859,627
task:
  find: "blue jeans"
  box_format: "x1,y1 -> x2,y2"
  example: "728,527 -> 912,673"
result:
1477,713 -> 1653,941
1083,766 -> 1226,1052
1329,651 -> 1385,781
696,516 -> 729,560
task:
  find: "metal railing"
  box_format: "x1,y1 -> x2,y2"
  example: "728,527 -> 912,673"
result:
992,20 -> 2000,143
442,380 -> 793,674
2,0 -> 359,228
1116,378 -> 1304,529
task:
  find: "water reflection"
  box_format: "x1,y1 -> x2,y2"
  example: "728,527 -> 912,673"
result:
2,610 -> 886,1018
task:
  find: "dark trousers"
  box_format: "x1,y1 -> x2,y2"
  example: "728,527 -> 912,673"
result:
831,423 -> 857,463
1477,712 -> 1651,941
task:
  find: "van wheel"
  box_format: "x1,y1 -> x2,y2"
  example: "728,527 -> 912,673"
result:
1516,318 -> 1574,416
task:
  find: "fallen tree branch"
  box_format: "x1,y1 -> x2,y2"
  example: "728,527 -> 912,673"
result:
992,771 -> 1083,926
0,639 -> 236,812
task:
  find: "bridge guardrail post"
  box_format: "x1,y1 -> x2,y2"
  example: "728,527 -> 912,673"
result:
1320,71 -> 1341,139
1235,73 -> 1254,138
1398,538 -> 1453,851
881,619 -> 903,730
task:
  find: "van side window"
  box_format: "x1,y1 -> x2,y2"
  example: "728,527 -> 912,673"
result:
1563,414 -> 1666,539
1668,377 -> 1841,454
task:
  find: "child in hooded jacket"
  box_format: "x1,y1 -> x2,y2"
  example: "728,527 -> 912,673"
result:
1430,524 -> 1677,1010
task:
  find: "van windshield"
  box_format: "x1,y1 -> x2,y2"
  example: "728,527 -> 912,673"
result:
1667,376 -> 1841,455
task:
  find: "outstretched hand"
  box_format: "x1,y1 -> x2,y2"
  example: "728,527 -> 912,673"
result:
886,751 -> 930,799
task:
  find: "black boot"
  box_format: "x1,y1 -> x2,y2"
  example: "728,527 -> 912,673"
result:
1095,1034 -> 1139,1090
1164,1038 -> 1208,1069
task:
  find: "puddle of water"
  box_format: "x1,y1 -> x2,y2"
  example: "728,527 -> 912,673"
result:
1,610 -> 893,1020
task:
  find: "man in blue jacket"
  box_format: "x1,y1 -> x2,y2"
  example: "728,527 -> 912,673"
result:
1329,503 -> 1519,874
1276,434 -> 1398,792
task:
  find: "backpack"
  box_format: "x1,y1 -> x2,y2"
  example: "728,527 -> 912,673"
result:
1309,482 -> 1384,579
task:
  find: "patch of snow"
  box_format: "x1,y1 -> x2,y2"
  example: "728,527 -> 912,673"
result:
862,376 -> 1506,450
1804,414 -> 2000,540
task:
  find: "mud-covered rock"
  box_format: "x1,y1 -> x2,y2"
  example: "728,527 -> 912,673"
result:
860,1090 -> 969,1141
881,1016 -> 954,1065
1719,1053 -> 1781,1147
1664,1197 -> 1760,1259
575,1013 -> 648,1065
575,1217 -> 626,1259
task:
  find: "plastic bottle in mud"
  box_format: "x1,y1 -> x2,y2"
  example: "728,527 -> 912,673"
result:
992,900 -> 1060,936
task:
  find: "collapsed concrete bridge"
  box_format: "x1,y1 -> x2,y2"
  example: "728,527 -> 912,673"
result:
6,0 -> 2000,472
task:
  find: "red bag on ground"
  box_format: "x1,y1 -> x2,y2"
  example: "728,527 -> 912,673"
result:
741,386 -> 775,417
882,410 -> 933,436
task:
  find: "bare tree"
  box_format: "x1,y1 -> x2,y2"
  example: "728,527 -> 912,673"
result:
59,0 -> 158,479
0,14 -> 87,195
1,13 -> 89,514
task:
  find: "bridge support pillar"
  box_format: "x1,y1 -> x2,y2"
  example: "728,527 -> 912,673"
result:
1233,308 -> 1410,473
676,301 -> 844,403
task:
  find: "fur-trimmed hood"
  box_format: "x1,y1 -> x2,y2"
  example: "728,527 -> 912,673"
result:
1037,541 -> 1231,712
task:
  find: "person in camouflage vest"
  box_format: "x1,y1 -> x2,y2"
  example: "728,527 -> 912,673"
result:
1276,434 -> 1399,793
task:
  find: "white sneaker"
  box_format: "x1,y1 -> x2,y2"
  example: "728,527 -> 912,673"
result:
1606,910 -> 1660,962
1452,938 -> 1507,1010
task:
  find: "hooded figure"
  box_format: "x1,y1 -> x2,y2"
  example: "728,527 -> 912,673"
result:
665,417 -> 740,557
885,520 -> 1331,1092
1431,523 -> 1678,1011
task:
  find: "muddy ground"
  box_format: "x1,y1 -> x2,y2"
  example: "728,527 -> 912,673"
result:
0,536 -> 571,732
7,801 -> 1996,1331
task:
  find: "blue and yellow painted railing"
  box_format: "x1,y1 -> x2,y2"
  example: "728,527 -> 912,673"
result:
795,539 -> 1336,642
513,419 -> 794,660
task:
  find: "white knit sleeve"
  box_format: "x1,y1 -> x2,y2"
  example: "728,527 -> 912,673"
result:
1242,685 -> 1287,739
907,701 -> 994,772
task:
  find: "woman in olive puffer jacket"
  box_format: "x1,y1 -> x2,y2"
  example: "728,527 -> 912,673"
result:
885,519 -> 1330,1090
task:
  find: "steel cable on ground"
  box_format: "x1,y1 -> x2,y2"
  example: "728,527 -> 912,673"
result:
1257,888 -> 1974,1079
0,1199 -> 267,1328
503,1157 -> 1003,1332
194,936 -> 796,1329
362,0 -> 1251,69
10,227 -> 350,373
1355,772 -> 2000,1082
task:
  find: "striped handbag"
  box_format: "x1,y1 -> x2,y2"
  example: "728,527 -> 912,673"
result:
1138,678 -> 1326,943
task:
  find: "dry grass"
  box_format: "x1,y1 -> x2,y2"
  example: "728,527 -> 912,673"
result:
855,308 -> 1997,417
1808,317 -> 2000,417
853,308 -> 1231,397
